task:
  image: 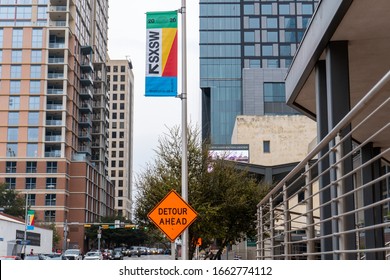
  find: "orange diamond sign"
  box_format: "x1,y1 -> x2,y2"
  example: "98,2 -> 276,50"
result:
148,189 -> 198,242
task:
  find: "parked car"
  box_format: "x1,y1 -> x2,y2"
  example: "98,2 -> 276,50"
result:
63,249 -> 83,260
113,249 -> 123,260
0,256 -> 21,260
83,251 -> 103,260
24,254 -> 48,260
101,249 -> 114,260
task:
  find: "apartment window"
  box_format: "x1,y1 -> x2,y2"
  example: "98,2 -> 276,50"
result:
262,45 -> 273,56
120,65 -> 125,72
119,102 -> 124,110
119,141 -> 124,148
26,144 -> 38,157
266,17 -> 278,28
11,65 -> 22,78
120,75 -> 125,82
119,151 -> 124,157
5,178 -> 16,189
120,94 -> 125,100
119,131 -> 124,138
111,170 -> 116,177
263,141 -> 271,153
118,179 -> 123,187
6,162 -> 17,173
279,4 -> 290,15
37,6 -> 47,19
29,97 -> 40,109
26,178 -> 36,189
113,75 -> 118,82
111,161 -> 116,168
249,18 -> 260,29
244,45 -> 255,56
12,29 -> 23,48
113,66 -> 118,72
112,113 -> 117,120
10,81 -> 21,94
28,112 -> 39,125
28,128 -> 39,141
284,17 -> 296,28
118,190 -> 123,197
111,141 -> 116,148
27,194 -> 36,206
9,97 -> 20,110
267,31 -> 278,42
113,94 -> 117,100
31,50 -> 42,63
11,50 -> 22,63
261,4 -> 272,15
120,84 -> 125,91
7,128 -> 18,141
302,4 -> 313,15
111,151 -> 116,158
30,65 -> 41,78
118,200 -> 123,207
113,84 -> 118,91
112,103 -> 117,110
106,66 -> 111,72
120,113 -> 124,120
26,161 -> 37,173
112,131 -> 117,138
8,112 -> 19,125
32,29 -> 43,48
46,161 -> 58,173
44,210 -> 55,222
119,160 -> 124,167
7,143 -> 17,157
244,31 -> 255,42
16,6 -> 32,19
30,81 -> 40,94
46,178 -> 57,189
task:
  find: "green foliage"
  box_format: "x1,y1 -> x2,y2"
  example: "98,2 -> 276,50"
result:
134,125 -> 270,259
0,183 -> 26,219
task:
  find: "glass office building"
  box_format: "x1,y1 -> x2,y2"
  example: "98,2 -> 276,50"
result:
200,0 -> 318,144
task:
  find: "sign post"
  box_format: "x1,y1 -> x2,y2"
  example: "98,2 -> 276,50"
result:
148,189 -> 197,258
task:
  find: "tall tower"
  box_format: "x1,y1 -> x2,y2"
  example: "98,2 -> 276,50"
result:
106,59 -> 134,221
0,0 -> 114,251
200,0 -> 318,145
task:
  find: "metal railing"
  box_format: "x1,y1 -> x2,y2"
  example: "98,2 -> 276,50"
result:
257,70 -> 390,260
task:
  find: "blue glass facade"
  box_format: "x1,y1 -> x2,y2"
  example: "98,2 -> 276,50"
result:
200,0 -> 317,144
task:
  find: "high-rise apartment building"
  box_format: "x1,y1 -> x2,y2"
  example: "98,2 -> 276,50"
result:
0,0 -> 114,251
200,0 -> 317,144
106,59 -> 134,221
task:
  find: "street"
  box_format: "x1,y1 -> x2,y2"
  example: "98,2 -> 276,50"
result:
124,254 -> 173,260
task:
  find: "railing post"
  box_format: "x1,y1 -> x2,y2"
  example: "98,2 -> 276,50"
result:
283,183 -> 291,259
335,133 -> 346,259
305,163 -> 315,259
257,206 -> 264,260
269,196 -> 274,260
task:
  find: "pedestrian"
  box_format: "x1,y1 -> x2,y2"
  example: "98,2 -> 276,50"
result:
30,249 -> 34,255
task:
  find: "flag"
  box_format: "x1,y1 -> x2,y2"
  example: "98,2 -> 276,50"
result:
27,210 -> 35,230
145,11 -> 178,97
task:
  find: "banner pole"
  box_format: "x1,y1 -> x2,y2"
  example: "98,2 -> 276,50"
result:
180,0 -> 188,260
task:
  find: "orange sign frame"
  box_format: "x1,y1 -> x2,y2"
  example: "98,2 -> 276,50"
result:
148,189 -> 198,242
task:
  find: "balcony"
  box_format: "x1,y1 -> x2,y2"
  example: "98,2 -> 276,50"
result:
77,145 -> 91,155
79,101 -> 92,112
49,42 -> 65,48
80,73 -> 93,86
78,130 -> 92,141
46,119 -> 63,126
48,72 -> 65,79
45,150 -> 61,158
46,104 -> 63,110
45,135 -> 62,142
79,116 -> 92,127
48,57 -> 65,64
47,88 -> 63,95
80,87 -> 93,99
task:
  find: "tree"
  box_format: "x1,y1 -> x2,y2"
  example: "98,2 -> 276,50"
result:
134,125 -> 270,259
0,183 -> 26,219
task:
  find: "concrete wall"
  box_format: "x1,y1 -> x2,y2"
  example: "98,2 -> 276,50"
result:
231,115 -> 317,166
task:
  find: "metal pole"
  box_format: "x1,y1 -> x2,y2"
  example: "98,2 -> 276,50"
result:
23,192 -> 28,256
180,0 -> 188,260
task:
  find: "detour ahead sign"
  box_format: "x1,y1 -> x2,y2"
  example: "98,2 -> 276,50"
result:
148,189 -> 198,242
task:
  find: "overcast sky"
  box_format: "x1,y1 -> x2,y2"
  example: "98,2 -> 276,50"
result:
107,1 -> 200,178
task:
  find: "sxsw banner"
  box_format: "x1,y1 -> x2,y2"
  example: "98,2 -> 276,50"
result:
145,11 -> 178,97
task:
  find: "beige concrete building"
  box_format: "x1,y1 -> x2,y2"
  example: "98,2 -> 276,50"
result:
0,0 -> 114,252
106,59 -> 134,221
231,115 -> 317,166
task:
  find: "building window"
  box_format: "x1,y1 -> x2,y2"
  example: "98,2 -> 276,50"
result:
120,94 -> 125,100
263,141 -> 271,153
28,128 -> 39,141
27,144 -> 38,157
32,29 -> 43,48
264,82 -> 286,102
11,50 -> 22,63
46,161 -> 58,173
28,112 -> 39,125
27,194 -> 36,206
10,81 -> 21,94
46,178 -> 57,189
120,65 -> 125,72
12,29 -> 23,48
5,178 -> 16,189
7,143 -> 18,157
6,162 -> 17,173
8,112 -> 19,126
31,50 -> 42,63
118,200 -> 123,207
30,65 -> 41,78
9,97 -> 20,110
29,97 -> 40,109
44,210 -> 55,222
11,65 -> 22,78
118,190 -> 123,197
26,161 -> 37,173
45,194 -> 56,206
26,178 -> 36,189
7,128 -> 18,141
30,81 -> 40,94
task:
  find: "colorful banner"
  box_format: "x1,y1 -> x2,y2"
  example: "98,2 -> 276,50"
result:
27,210 -> 35,230
145,11 -> 178,97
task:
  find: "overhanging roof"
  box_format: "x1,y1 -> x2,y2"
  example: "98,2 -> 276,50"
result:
286,0 -> 390,153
